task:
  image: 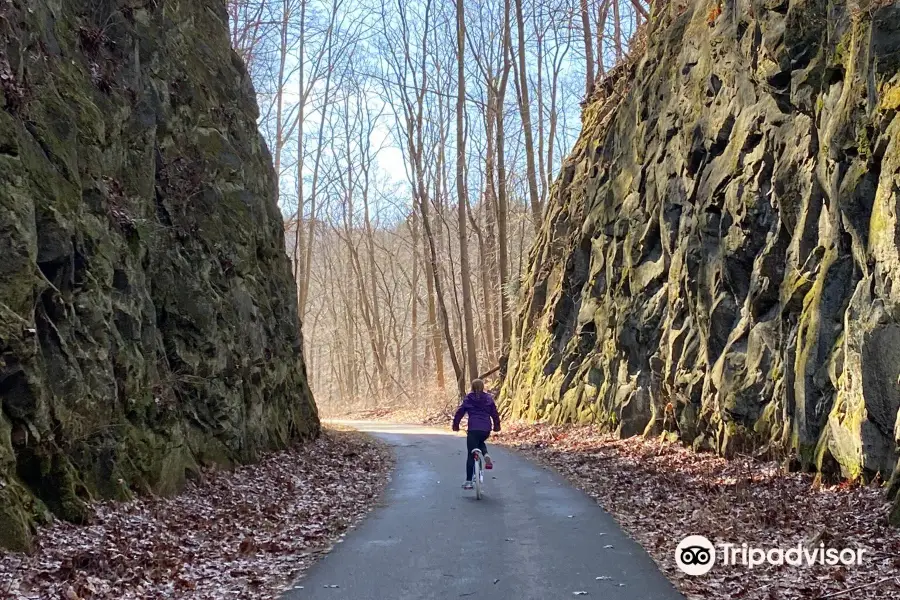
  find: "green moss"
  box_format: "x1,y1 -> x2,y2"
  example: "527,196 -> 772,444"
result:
833,29 -> 851,64
823,386 -> 866,480
857,124 -> 871,159
795,247 -> 836,368
608,409 -> 619,429
0,484 -> 34,552
868,184 -> 894,244
754,401 -> 779,437
781,267 -> 813,307
797,441 -> 818,471
880,85 -> 900,111
770,361 -> 782,382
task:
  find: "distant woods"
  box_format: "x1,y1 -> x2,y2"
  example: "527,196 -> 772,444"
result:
226,0 -> 649,408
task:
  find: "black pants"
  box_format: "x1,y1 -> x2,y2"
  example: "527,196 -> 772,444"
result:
466,430 -> 490,481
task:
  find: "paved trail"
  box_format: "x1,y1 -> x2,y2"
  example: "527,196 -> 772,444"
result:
284,422 -> 684,600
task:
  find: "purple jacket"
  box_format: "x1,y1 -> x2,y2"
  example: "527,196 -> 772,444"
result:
452,391 -> 501,432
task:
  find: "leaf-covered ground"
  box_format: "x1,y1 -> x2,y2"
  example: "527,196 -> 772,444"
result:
496,423 -> 900,600
0,429 -> 391,600
325,383 -> 500,425
335,405 -> 453,426
319,382 -> 458,426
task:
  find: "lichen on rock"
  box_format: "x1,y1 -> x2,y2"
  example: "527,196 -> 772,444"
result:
501,0 -> 900,516
0,0 -> 317,551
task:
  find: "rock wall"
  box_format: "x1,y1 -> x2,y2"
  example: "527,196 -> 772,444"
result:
501,0 -> 900,510
0,0 -> 318,551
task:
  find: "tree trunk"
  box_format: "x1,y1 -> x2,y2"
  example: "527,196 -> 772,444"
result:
271,0 -> 290,195
470,204 -> 496,361
483,89 -> 500,357
534,7 -> 547,207
420,190 -> 463,396
297,3 -> 335,315
293,0 -> 306,291
362,153 -> 387,391
497,0 -> 513,349
297,65 -> 332,315
613,0 -> 623,62
423,230 -> 445,388
514,0 -> 543,228
597,0 -> 609,76
580,0 -> 595,97
410,210 -> 420,381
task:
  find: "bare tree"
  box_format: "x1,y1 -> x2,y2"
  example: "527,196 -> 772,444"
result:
513,0 -> 542,227
581,0 -> 595,96
379,0 -> 464,394
226,0 -> 651,413
496,0 -> 514,349
228,0 -> 278,76
455,0 -> 479,384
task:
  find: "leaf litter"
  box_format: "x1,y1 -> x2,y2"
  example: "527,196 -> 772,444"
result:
497,423 -> 900,600
0,429 -> 391,599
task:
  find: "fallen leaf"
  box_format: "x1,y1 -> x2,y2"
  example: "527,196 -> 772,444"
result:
0,430 -> 391,600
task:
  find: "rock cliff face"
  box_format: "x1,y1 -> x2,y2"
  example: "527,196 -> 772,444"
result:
0,0 -> 318,550
502,0 -> 900,509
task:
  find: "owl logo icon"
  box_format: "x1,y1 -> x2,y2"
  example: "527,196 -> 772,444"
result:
676,535 -> 716,575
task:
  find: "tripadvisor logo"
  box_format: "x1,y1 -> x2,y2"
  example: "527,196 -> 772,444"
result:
676,536 -> 716,575
675,535 -> 866,576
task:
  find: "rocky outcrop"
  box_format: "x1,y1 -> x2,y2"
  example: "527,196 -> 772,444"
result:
0,0 -> 318,551
501,0 -> 900,513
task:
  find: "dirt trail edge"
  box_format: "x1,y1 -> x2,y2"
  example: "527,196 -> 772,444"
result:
284,422 -> 683,600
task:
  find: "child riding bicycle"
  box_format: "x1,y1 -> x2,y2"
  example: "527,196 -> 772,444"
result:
451,379 -> 501,489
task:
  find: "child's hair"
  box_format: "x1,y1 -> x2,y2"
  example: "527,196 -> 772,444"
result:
471,379 -> 484,392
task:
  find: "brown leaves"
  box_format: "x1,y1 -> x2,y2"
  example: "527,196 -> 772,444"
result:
0,430 -> 391,599
321,382 -> 456,424
238,537 -> 258,556
496,423 -> 900,600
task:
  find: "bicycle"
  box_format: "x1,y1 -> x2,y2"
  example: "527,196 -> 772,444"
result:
471,448 -> 485,499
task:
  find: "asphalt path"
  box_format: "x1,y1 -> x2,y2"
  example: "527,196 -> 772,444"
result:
283,422 -> 684,600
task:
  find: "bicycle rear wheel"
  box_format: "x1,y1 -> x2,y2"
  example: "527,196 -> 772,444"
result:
473,450 -> 483,499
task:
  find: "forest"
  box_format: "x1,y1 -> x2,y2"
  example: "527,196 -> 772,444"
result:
227,0 -> 649,409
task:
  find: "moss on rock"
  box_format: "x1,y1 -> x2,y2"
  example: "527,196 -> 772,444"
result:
500,0 -> 900,512
0,0 -> 318,550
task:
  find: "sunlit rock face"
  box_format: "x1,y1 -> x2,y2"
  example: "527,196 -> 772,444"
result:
0,0 -> 317,550
501,0 -> 900,515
